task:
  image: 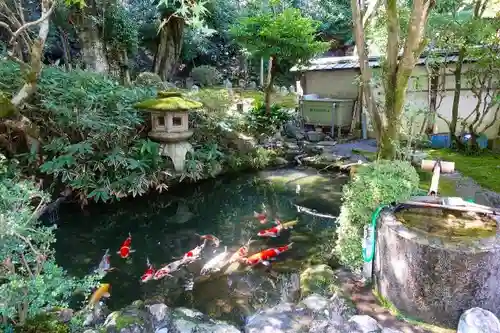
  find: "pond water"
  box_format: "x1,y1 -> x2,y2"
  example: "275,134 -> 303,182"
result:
53,168 -> 347,326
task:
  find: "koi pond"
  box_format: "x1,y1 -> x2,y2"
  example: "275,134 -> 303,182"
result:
53,168 -> 347,326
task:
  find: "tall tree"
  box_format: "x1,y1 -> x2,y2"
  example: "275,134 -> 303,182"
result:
231,8 -> 328,113
351,0 -> 436,159
153,0 -> 210,80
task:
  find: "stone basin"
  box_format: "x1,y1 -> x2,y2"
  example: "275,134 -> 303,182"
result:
373,206 -> 500,328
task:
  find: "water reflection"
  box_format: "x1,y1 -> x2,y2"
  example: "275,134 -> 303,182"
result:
54,170 -> 346,325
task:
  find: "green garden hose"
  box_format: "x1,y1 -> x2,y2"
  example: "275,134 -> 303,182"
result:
362,204 -> 390,263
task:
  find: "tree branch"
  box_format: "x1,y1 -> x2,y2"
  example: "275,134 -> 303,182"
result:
9,0 -> 56,45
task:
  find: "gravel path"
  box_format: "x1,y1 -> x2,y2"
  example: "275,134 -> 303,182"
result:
443,173 -> 500,208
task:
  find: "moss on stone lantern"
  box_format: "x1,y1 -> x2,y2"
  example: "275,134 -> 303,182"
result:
133,91 -> 203,171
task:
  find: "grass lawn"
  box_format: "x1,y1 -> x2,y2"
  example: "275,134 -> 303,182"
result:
351,148 -> 459,196
425,149 -> 500,193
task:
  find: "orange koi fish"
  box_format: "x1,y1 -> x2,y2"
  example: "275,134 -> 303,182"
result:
243,243 -> 293,267
196,234 -> 220,247
88,283 -> 111,308
117,233 -> 136,259
140,257 -> 155,283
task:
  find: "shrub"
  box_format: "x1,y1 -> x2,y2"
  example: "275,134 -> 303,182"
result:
190,65 -> 221,87
0,155 -> 99,326
133,71 -> 164,89
0,61 -> 171,204
191,88 -> 233,113
245,101 -> 292,135
334,160 -> 420,270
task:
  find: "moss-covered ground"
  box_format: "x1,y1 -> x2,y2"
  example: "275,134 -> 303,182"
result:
372,288 -> 455,333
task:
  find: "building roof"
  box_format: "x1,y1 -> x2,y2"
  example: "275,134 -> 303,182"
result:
290,53 -> 465,72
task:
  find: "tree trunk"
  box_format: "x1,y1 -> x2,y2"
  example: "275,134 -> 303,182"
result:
153,16 -> 184,81
350,0 -> 383,143
264,56 -> 277,114
58,29 -> 71,71
2,0 -> 54,154
121,50 -> 131,86
426,65 -> 439,134
78,24 -> 109,73
379,0 -> 433,160
450,47 -> 466,148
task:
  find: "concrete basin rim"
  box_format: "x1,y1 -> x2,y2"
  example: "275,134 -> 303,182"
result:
379,210 -> 500,253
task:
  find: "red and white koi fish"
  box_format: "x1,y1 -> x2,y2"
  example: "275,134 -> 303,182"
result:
140,257 -> 155,283
243,243 -> 293,267
196,234 -> 221,247
153,259 -> 185,280
257,219 -> 298,238
228,239 -> 252,264
117,233 -> 136,259
95,249 -> 114,275
253,204 -> 268,224
181,240 -> 207,263
200,246 -> 230,275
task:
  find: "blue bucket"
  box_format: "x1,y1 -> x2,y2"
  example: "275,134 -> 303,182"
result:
461,133 -> 488,149
430,133 -> 451,149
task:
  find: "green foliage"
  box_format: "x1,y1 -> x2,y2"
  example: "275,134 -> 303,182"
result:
191,88 -> 233,113
181,143 -> 225,182
103,3 -> 139,55
0,61 -> 170,204
335,161 -> 420,270
230,8 -> 329,70
157,0 -> 210,30
245,101 -> 292,135
300,0 -> 352,43
133,72 -> 164,89
14,314 -> 69,333
190,65 -> 221,87
0,155 -> 99,325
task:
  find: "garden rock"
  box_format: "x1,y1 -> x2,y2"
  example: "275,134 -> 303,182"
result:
147,303 -> 171,329
102,302 -> 153,333
248,81 -> 257,89
305,131 -> 325,142
185,77 -> 194,89
169,307 -> 241,333
284,121 -> 305,140
82,304 -> 109,327
348,315 -> 381,333
245,292 -> 359,333
457,307 -> 500,333
381,328 -> 403,333
288,85 -> 295,94
299,265 -> 336,297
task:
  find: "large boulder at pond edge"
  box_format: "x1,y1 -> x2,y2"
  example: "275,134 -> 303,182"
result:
103,301 -> 153,333
168,307 -> 241,333
244,294 -> 360,333
457,307 -> 500,333
101,302 -> 241,333
299,264 -> 336,297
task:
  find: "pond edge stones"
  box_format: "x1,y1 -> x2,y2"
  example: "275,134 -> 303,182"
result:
373,208 -> 500,328
134,91 -> 203,172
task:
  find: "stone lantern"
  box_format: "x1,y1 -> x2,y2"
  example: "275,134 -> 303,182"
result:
134,91 -> 203,171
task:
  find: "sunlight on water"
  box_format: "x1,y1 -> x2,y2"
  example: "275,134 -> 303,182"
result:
53,170 -> 346,326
